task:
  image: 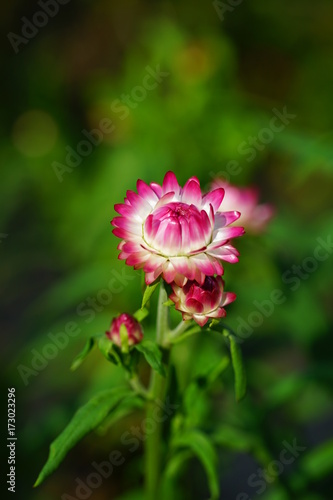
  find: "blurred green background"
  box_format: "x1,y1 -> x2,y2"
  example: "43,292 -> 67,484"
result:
1,0 -> 333,499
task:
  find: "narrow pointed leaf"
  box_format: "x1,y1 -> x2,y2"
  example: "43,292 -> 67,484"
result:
224,332 -> 247,401
134,340 -> 165,377
97,395 -> 144,434
34,387 -> 132,487
141,280 -> 160,309
71,337 -> 95,371
172,429 -> 219,500
97,336 -> 121,365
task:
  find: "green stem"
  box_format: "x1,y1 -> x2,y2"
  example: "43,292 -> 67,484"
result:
168,320 -> 191,343
145,281 -> 170,500
129,375 -> 150,399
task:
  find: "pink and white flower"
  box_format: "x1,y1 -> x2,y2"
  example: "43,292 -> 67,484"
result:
106,313 -> 143,347
169,276 -> 236,327
211,179 -> 274,234
112,171 -> 244,286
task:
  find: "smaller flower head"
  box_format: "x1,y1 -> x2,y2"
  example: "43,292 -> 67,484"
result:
170,276 -> 236,327
106,313 -> 143,348
211,179 -> 274,234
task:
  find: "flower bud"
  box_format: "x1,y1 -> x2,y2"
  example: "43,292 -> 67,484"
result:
106,313 -> 143,348
170,276 -> 236,327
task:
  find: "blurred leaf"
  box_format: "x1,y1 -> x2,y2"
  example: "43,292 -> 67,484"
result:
134,340 -> 166,377
223,331 -> 247,401
172,429 -> 219,500
97,395 -> 145,434
161,450 -> 192,500
183,356 -> 229,427
203,356 -> 230,386
70,337 -> 96,371
97,336 -> 122,365
301,438 -> 333,480
183,383 -> 209,427
34,387 -> 132,487
142,280 -> 160,309
265,374 -> 306,408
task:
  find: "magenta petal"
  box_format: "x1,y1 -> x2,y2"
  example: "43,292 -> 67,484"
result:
222,292 -> 237,306
215,211 -> 241,227
137,179 -> 159,206
185,298 -> 204,314
188,217 -> 206,250
182,179 -> 202,206
200,209 -> 213,243
164,220 -> 182,253
144,214 -> 161,241
126,190 -> 152,215
202,188 -> 225,212
191,254 -> 216,275
162,171 -> 180,195
162,261 -> 176,283
193,315 -> 209,327
150,182 -> 163,198
126,252 -> 149,266
214,226 -> 245,241
112,227 -> 129,239
111,216 -> 141,235
154,191 -> 176,210
179,217 -> 191,254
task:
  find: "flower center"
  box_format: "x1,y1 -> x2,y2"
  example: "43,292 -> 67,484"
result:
143,202 -> 211,257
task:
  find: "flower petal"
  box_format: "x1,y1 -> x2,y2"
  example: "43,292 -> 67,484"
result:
202,188 -> 225,212
182,179 -> 202,206
162,171 -> 180,196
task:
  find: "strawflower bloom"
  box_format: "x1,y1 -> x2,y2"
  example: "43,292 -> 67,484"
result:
169,276 -> 236,327
106,313 -> 143,347
211,179 -> 274,234
112,171 -> 244,286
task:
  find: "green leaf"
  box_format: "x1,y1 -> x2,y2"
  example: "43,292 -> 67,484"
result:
301,438 -> 333,479
97,336 -> 121,365
141,280 -> 160,309
133,307 -> 149,322
204,356 -> 230,386
183,383 -> 209,427
70,337 -> 95,371
161,450 -> 193,500
163,298 -> 175,307
134,340 -> 166,377
213,424 -> 257,451
97,395 -> 144,434
34,387 -> 132,487
172,429 -> 219,500
224,331 -> 247,401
